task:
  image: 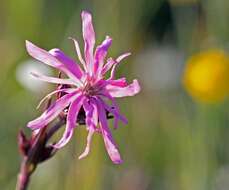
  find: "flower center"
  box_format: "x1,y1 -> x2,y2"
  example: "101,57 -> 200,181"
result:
82,82 -> 98,96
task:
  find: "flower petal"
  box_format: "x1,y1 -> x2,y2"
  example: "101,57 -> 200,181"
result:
96,98 -> 123,164
116,52 -> 131,63
99,97 -> 128,126
30,72 -> 76,85
27,92 -> 79,130
53,95 -> 85,149
78,127 -> 94,160
98,93 -> 128,129
83,99 -> 98,130
106,79 -> 140,98
36,88 -> 76,109
94,36 -> 112,78
101,58 -> 115,75
101,52 -> 131,77
110,53 -> 131,79
26,40 -> 62,68
106,78 -> 128,87
81,11 -> 95,74
78,98 -> 101,159
26,41 -> 83,86
69,37 -> 87,71
49,48 -> 83,83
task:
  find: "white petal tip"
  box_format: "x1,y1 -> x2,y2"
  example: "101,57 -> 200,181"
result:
78,147 -> 90,160
25,40 -> 34,52
81,10 -> 92,19
25,40 -> 32,46
51,144 -> 62,149
133,79 -> 141,94
78,154 -> 87,160
25,40 -> 29,45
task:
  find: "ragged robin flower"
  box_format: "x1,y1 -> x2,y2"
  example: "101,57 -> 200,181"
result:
183,49 -> 229,103
26,11 -> 140,164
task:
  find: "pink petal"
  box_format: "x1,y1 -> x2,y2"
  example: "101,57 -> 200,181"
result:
101,58 -> 115,75
106,79 -> 140,98
78,99 -> 100,159
101,52 -> 131,77
98,93 -> 128,129
27,92 -> 79,130
25,41 -> 83,86
83,99 -> 98,130
81,11 -> 95,74
26,40 -> 62,69
116,52 -> 131,63
96,99 -> 123,164
94,36 -> 112,78
99,97 -> 128,126
107,78 -> 128,87
49,48 -> 83,83
36,88 -> 76,109
78,127 -> 94,160
69,37 -> 87,71
53,95 -> 85,149
110,53 -> 131,79
30,72 -> 76,85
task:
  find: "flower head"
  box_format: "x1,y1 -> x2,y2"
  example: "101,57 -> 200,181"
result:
26,11 -> 140,164
183,49 -> 229,103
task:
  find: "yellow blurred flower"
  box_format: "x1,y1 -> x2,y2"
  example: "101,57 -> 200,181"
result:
183,50 -> 229,103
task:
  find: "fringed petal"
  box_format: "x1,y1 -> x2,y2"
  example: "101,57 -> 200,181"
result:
27,92 -> 79,130
78,99 -> 99,159
49,48 -> 83,84
53,95 -> 85,149
101,58 -> 115,75
106,78 -> 128,87
96,98 -> 123,164
36,88 -> 76,109
78,127 -> 95,159
101,52 -> 131,77
26,41 -> 83,86
69,37 -> 87,71
26,40 -> 62,69
81,11 -> 95,74
110,52 -> 131,79
99,97 -> 128,125
98,93 -> 127,129
106,79 -> 140,98
30,72 -> 76,85
83,99 -> 98,130
94,36 -> 112,78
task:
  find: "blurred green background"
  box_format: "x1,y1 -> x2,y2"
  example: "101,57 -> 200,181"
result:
1,0 -> 229,189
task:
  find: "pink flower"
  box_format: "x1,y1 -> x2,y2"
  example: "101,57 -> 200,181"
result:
26,11 -> 140,164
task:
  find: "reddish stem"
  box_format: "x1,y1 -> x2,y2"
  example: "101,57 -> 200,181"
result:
16,159 -> 31,190
15,117 -> 65,190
